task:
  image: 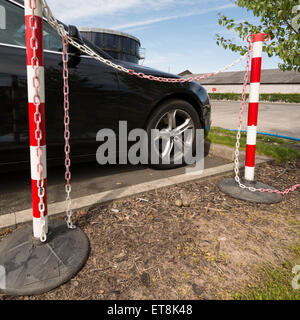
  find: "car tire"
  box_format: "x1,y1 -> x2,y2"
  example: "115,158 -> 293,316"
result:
146,99 -> 202,170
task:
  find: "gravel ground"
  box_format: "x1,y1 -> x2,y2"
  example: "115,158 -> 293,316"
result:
1,160 -> 300,300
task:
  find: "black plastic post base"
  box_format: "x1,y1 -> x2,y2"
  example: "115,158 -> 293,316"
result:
0,219 -> 89,296
219,178 -> 282,204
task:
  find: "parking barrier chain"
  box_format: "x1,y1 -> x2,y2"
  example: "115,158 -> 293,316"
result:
62,34 -> 76,229
233,42 -> 252,189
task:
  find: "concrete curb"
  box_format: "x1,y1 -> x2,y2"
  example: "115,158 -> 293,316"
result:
0,143 -> 271,230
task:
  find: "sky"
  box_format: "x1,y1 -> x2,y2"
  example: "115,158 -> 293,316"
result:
46,0 -> 282,74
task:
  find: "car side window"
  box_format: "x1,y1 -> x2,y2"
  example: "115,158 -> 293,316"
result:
42,20 -> 63,51
0,0 -> 62,51
0,4 -> 5,30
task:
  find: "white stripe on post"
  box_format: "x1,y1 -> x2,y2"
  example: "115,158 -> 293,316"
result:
245,166 -> 255,181
246,125 -> 257,145
24,1 -> 43,16
26,66 -> 45,103
252,41 -> 263,58
30,145 -> 47,180
33,217 -> 48,239
249,82 -> 260,103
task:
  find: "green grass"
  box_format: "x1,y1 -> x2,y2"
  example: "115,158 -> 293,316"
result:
207,127 -> 300,162
209,127 -> 289,145
234,245 -> 300,300
290,244 -> 300,256
208,93 -> 300,103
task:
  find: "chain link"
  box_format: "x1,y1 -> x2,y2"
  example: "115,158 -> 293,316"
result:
62,34 -> 76,229
30,0 -> 47,242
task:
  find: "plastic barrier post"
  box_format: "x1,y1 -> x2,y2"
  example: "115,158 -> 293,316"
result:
244,34 -> 264,182
25,0 -> 48,239
218,33 -> 282,204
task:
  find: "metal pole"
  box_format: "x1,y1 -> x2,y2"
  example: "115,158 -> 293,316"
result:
244,33 -> 266,182
24,0 -> 48,239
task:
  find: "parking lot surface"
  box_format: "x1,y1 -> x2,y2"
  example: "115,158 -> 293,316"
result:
211,101 -> 300,139
0,154 -> 230,216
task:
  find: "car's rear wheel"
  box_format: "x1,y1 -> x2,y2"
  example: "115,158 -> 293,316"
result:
146,99 -> 202,169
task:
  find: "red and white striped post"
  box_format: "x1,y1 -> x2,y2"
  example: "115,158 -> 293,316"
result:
244,33 -> 270,182
25,0 -> 48,239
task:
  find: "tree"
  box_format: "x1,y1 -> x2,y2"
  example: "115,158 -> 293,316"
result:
216,0 -> 300,71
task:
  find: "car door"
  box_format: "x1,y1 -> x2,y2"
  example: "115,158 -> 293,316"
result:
0,0 -> 120,170
66,48 -> 120,158
43,26 -> 121,160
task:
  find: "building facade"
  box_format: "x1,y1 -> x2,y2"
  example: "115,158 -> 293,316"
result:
182,69 -> 300,94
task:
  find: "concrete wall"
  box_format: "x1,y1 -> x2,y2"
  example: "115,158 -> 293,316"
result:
201,84 -> 300,94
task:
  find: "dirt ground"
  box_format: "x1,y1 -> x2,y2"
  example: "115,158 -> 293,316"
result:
1,160 -> 300,300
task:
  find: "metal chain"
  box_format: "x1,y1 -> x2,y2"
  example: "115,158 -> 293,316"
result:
62,35 -> 76,229
41,0 -> 247,82
233,42 -> 252,189
30,0 -> 47,242
126,53 -> 248,82
233,43 -> 300,195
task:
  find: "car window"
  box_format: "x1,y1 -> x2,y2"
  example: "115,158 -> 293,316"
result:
0,4 -> 5,30
0,0 -> 62,51
43,21 -> 63,51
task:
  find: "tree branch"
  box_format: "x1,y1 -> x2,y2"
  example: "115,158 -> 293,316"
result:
283,16 -> 299,34
272,0 -> 299,34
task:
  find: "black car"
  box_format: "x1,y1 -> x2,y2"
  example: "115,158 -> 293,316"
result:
0,0 -> 211,171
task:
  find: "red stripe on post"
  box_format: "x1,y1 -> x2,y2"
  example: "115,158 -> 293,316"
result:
28,102 -> 46,146
31,178 -> 48,218
25,15 -> 44,66
247,103 -> 259,126
252,33 -> 265,43
250,57 -> 262,83
245,145 -> 256,167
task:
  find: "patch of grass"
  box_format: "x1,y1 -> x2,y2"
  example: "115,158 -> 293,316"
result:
208,93 -> 248,101
209,93 -> 300,103
234,246 -> 300,300
234,263 -> 300,300
209,127 -> 247,139
209,127 -> 294,145
256,143 -> 300,162
288,219 -> 300,226
207,127 -> 300,162
233,244 -> 300,300
260,94 -> 300,103
290,244 -> 300,256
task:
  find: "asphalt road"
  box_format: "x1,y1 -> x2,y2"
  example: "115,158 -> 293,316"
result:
211,101 -> 300,139
0,154 -> 229,216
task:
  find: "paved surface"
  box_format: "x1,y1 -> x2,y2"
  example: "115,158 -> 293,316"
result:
211,101 -> 300,139
0,154 -> 229,216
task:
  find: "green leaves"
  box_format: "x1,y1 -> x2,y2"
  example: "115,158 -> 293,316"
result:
215,0 -> 300,71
